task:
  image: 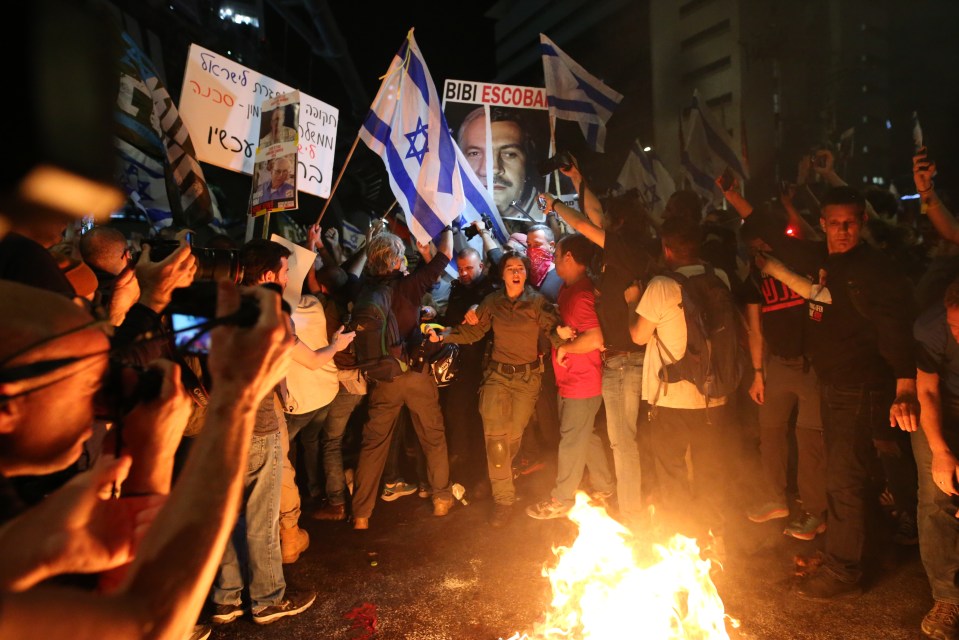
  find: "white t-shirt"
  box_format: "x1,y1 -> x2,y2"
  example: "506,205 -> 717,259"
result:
284,294 -> 339,415
637,264 -> 729,410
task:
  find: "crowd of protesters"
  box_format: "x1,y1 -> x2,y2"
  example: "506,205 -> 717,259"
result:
5,134 -> 959,640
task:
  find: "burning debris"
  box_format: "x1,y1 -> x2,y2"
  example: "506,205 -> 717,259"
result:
504,493 -> 735,640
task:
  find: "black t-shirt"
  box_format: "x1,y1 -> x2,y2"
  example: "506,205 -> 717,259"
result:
753,212 -> 916,384
743,266 -> 807,359
597,233 -> 655,352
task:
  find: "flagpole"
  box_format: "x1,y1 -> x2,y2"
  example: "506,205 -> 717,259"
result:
548,115 -> 560,195
314,131 -> 362,226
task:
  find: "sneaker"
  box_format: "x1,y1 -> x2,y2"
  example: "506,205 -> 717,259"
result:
922,600 -> 959,640
747,501 -> 790,523
784,512 -> 827,541
796,570 -> 862,602
512,458 -> 545,479
252,590 -> 317,625
211,602 -> 244,625
311,502 -> 346,521
590,489 -> 614,502
526,498 -> 571,520
489,503 -> 513,528
893,511 -> 919,546
186,623 -> 212,640
381,481 -> 418,502
433,496 -> 454,517
418,483 -> 430,499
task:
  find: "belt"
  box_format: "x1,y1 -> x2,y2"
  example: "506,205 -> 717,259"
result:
490,359 -> 542,375
601,348 -> 643,363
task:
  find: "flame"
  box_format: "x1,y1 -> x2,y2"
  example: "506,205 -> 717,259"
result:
506,493 -> 733,640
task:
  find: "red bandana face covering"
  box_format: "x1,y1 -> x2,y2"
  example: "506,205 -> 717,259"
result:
527,246 -> 553,287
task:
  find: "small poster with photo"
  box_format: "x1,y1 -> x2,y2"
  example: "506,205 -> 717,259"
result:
250,92 -> 299,216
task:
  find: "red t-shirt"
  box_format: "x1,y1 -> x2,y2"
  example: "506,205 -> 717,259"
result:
552,276 -> 603,398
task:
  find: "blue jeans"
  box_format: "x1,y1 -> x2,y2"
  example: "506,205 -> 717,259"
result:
322,390 -> 364,505
286,407 -> 326,499
820,381 -> 893,583
552,395 -> 614,505
601,352 -> 645,523
213,432 -> 285,609
912,423 -> 959,603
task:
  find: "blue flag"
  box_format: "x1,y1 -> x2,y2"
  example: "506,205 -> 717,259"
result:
615,140 -> 675,224
359,30 -> 507,245
681,90 -> 749,202
540,34 -> 623,152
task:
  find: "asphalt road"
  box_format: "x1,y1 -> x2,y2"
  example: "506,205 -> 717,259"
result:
207,457 -> 932,640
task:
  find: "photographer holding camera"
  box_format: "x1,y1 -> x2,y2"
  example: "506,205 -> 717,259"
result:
0,277 -> 294,639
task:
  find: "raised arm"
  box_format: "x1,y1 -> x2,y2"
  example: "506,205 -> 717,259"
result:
915,147 -> 959,246
540,192 -> 605,248
561,159 -> 604,228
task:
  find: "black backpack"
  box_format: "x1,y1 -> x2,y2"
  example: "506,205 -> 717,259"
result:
656,264 -> 745,403
335,280 -> 409,382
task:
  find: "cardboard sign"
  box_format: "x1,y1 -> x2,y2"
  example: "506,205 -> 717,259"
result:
178,43 -> 338,198
250,93 -> 299,216
270,233 -> 316,310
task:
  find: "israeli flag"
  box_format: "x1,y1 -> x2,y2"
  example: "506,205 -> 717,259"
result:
341,219 -> 366,254
681,90 -> 750,202
540,34 -> 623,153
615,140 -> 675,224
360,31 -> 507,245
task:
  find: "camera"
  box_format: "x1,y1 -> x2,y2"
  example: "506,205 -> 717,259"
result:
140,233 -> 244,283
164,281 -> 283,354
538,150 -> 574,176
462,214 -> 494,240
94,362 -> 164,420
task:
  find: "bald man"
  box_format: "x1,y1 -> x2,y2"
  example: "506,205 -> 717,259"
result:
253,157 -> 295,205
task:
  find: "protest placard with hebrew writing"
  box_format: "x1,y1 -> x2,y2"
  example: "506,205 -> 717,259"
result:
178,43 -> 338,198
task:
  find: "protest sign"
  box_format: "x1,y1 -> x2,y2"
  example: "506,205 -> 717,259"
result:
250,92 -> 299,216
442,80 -> 575,225
178,43 -> 338,198
270,233 -> 316,310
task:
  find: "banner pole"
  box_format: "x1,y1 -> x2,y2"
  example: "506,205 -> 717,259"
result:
315,131 -> 362,226
548,114 -> 559,195
261,212 -> 272,239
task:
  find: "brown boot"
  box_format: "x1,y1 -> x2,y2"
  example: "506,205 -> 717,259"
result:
311,503 -> 346,521
280,526 -> 309,564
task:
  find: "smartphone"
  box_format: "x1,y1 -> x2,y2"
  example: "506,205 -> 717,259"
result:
717,167 -> 736,192
815,153 -> 828,169
170,313 -> 213,354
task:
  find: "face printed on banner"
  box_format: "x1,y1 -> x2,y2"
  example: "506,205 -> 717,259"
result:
271,158 -> 292,189
461,116 -> 528,215
271,109 -> 283,135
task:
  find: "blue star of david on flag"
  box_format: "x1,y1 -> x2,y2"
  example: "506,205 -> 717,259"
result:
358,29 -> 508,248
404,117 -> 429,165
